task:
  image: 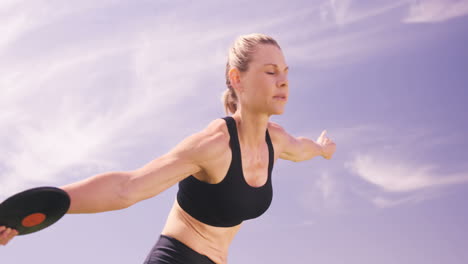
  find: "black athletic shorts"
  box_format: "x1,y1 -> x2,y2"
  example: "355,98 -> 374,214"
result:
143,235 -> 216,264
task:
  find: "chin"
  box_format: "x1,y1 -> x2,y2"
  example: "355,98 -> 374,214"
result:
270,107 -> 286,115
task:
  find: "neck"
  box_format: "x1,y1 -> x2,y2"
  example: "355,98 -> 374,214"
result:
232,108 -> 270,149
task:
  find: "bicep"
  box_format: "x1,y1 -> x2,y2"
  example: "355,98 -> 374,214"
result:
280,134 -> 323,162
269,122 -> 304,162
279,133 -> 304,162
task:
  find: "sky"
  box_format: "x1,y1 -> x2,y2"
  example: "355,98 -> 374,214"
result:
1,0 -> 468,263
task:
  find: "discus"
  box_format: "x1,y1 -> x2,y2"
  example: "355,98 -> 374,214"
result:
0,187 -> 70,235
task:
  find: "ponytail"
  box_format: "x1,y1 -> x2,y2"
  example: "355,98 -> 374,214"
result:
222,89 -> 237,115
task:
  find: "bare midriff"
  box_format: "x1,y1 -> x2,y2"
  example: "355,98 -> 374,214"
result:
161,200 -> 241,264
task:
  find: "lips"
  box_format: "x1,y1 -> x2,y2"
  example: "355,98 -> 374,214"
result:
273,94 -> 287,100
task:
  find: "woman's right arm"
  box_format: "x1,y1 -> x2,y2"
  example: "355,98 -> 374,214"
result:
62,122 -> 223,214
62,150 -> 198,214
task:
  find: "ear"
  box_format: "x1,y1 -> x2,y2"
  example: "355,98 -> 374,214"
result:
228,67 -> 243,93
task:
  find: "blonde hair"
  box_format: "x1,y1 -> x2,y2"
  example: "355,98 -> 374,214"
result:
222,33 -> 281,115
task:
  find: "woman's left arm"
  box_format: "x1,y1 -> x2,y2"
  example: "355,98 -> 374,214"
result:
270,123 -> 336,162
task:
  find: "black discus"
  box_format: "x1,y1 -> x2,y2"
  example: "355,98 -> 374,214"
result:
0,187 -> 70,235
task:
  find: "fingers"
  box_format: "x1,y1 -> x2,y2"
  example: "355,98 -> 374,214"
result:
318,130 -> 336,160
9,229 -> 19,241
0,226 -> 18,246
320,130 -> 327,138
0,227 -> 11,245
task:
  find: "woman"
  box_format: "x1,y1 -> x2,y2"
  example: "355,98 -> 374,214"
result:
0,33 -> 336,263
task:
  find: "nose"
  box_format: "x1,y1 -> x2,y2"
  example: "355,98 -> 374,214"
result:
277,75 -> 288,88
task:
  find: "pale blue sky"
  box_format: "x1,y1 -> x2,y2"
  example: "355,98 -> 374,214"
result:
1,0 -> 468,263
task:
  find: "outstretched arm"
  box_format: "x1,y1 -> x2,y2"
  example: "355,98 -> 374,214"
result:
270,123 -> 336,162
61,122 -> 222,214
61,142 -> 201,213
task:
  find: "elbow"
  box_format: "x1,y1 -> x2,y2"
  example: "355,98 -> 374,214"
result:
117,172 -> 138,209
118,193 -> 135,210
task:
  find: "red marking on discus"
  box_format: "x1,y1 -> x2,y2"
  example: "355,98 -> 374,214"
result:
22,213 -> 46,227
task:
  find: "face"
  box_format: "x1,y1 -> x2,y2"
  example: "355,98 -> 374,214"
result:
236,44 -> 289,115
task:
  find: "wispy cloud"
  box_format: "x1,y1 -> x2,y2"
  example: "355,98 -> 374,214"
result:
371,191 -> 441,208
286,0 -> 420,67
0,0 -> 118,55
286,24 -> 395,68
320,0 -> 353,26
298,169 -> 345,214
333,121 -> 468,208
0,8 -> 34,53
346,154 -> 468,192
0,3 -> 226,197
0,46 -> 131,196
0,43 -> 220,198
404,0 -> 468,23
287,0 -> 468,67
315,171 -> 334,199
319,0 -> 408,26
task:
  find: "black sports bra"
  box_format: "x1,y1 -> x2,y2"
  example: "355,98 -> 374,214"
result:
176,116 -> 274,227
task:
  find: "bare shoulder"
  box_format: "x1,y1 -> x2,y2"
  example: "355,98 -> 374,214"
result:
169,118 -> 230,165
267,121 -> 287,134
199,118 -> 230,150
267,121 -> 289,153
267,121 -> 288,141
197,118 -> 230,150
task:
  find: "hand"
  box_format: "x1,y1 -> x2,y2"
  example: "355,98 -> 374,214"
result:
0,226 -> 18,245
317,130 -> 336,160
